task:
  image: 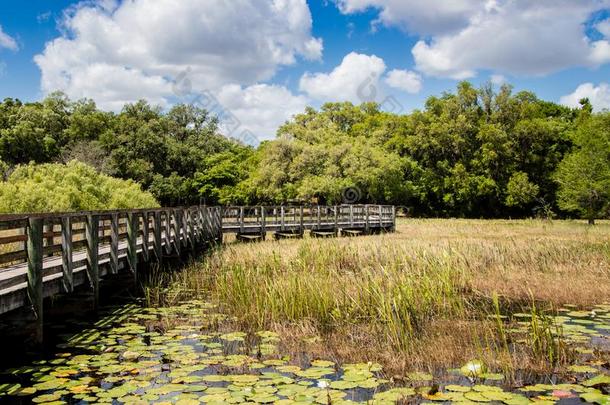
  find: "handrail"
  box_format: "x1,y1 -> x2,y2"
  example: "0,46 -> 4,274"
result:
0,204 -> 395,343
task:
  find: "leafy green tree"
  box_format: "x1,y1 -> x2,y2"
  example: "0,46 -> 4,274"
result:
505,172 -> 539,208
554,113 -> 610,224
0,161 -> 158,213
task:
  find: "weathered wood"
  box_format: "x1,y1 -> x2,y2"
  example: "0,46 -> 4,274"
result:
61,216 -> 73,293
164,210 -> 172,255
127,212 -> 138,276
85,214 -> 100,311
239,207 -> 244,233
173,210 -> 182,255
27,217 -> 44,344
260,207 -> 266,236
141,213 -> 149,263
1,204 -> 396,324
110,213 -> 119,274
153,211 -> 162,261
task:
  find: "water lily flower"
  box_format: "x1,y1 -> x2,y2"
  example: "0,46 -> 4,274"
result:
317,380 -> 329,389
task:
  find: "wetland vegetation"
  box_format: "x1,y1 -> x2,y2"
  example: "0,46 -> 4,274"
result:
2,219 -> 606,404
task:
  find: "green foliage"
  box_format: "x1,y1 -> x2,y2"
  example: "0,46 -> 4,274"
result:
554,113 -> 610,223
505,172 -> 539,208
0,161 -> 158,213
0,84 -> 603,221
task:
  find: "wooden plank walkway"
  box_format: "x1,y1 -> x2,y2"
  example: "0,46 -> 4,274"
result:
0,205 -> 395,342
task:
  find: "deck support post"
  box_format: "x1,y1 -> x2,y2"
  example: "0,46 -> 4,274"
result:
164,211 -> 172,255
261,207 -> 266,239
239,207 -> 244,234
334,206 -> 339,231
127,212 -> 138,280
173,210 -> 182,256
299,206 -> 304,235
61,216 -> 73,293
86,214 -> 100,312
141,212 -> 149,263
27,217 -> 44,345
110,214 -> 119,274
317,206 -> 321,229
153,211 -> 163,261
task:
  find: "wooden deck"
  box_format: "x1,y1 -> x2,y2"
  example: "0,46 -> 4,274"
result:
0,205 -> 395,341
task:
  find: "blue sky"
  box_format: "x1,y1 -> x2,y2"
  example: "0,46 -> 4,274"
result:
1,0 -> 609,141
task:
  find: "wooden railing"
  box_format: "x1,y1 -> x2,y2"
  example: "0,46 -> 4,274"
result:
0,204 -> 395,342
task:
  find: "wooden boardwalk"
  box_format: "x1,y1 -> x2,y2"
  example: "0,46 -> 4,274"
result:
0,205 -> 395,341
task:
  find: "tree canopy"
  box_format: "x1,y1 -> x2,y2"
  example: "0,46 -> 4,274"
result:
0,160 -> 158,213
0,83 -> 607,221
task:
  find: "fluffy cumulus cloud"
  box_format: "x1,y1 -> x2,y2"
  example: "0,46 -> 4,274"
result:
216,84 -> 309,142
560,83 -> 610,112
0,25 -> 18,51
34,0 -> 322,140
299,52 -> 387,103
337,0 -> 610,79
335,0 -> 479,35
384,69 -> 422,94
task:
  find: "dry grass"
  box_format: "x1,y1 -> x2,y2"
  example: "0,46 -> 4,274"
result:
149,218 -> 610,377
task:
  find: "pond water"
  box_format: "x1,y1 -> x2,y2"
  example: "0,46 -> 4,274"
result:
0,299 -> 608,404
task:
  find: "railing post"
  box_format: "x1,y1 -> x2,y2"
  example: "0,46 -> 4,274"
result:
27,217 -> 44,344
349,205 -> 354,227
127,212 -> 138,278
239,207 -> 244,234
173,210 -> 182,255
217,207 -> 223,242
378,205 -> 383,228
300,206 -> 304,234
153,211 -> 162,261
261,206 -> 266,237
281,206 -> 285,231
86,214 -> 99,312
141,212 -> 149,263
365,205 -> 370,233
317,205 -> 321,229
164,210 -> 172,254
334,206 -> 339,230
392,205 -> 396,231
61,216 -> 73,293
110,213 -> 119,274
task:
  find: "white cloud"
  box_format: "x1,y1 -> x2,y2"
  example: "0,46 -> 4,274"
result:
560,83 -> 610,112
597,19 -> 610,38
0,25 -> 18,51
34,0 -> 322,140
299,52 -> 386,103
335,0 -> 479,36
384,69 -> 422,94
490,74 -> 506,85
216,84 -> 309,142
34,0 -> 321,104
337,0 -> 610,79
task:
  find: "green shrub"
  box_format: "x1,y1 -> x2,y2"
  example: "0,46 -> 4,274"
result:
0,160 -> 159,213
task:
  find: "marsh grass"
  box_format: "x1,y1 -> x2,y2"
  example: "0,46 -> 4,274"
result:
147,219 -> 610,378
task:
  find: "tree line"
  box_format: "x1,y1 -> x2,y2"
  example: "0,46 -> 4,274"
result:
0,83 -> 608,222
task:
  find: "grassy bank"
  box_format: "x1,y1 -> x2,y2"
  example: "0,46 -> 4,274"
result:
147,219 -> 610,379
